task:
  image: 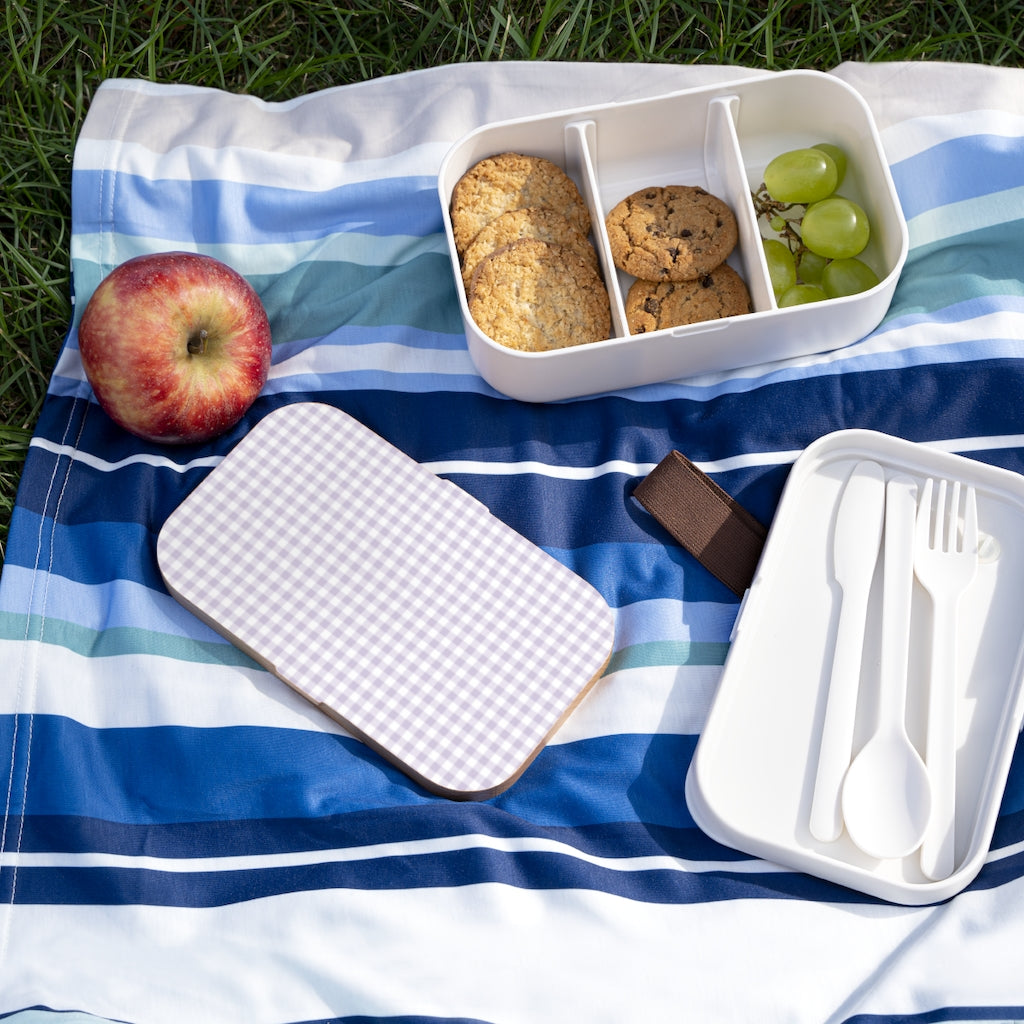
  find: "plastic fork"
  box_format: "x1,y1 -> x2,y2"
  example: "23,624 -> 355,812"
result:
914,477 -> 978,880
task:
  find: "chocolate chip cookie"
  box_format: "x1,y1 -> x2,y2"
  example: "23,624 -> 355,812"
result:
605,185 -> 738,282
624,264 -> 751,333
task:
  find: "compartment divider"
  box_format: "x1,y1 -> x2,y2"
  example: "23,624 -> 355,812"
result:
704,95 -> 776,314
563,119 -> 628,341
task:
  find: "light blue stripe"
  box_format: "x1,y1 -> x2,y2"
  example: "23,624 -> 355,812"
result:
890,132 -> 1024,220
0,565 -> 225,643
71,169 -> 443,243
608,596 -> 736,645
0,559 -> 735,650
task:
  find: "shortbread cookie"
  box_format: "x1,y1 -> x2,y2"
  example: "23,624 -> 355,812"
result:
450,153 -> 592,255
625,264 -> 751,333
468,238 -> 610,352
605,185 -> 738,282
461,206 -> 598,288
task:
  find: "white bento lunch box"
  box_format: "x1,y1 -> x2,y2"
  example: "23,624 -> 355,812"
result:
686,430 -> 1024,905
438,70 -> 909,403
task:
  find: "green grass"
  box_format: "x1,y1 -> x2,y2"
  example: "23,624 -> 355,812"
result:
2,0 -> 1023,566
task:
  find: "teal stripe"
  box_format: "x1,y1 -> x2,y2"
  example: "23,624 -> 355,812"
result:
251,253 -> 463,343
217,253 -> 462,341
0,610 -> 254,667
70,252 -> 465,345
605,640 -> 730,673
0,612 -> 729,674
892,219 -> 1024,318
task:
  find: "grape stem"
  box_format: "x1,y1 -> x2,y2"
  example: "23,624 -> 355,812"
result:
751,183 -> 807,255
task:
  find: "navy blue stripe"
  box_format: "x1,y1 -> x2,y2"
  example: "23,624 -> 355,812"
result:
843,1006 -> 1024,1024
306,1018 -> 492,1024
15,360 -> 1024,594
1,715 -> 698,829
0,1014 -> 486,1024
0,848 -> 876,909
37,360 -> 1024,500
5,835 -> 1020,911
4,514 -> 164,589
13,812 -> 738,863
72,171 -> 444,243
37,361 -> 1024,486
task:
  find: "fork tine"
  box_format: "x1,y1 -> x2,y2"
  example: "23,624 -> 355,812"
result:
918,477 -> 934,547
946,480 -> 960,552
934,478 -> 947,550
963,484 -> 978,554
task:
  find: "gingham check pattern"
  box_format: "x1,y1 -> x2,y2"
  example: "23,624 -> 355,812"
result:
157,402 -> 614,796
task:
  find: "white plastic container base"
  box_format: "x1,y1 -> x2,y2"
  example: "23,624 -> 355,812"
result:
685,430 -> 1024,905
438,70 -> 909,403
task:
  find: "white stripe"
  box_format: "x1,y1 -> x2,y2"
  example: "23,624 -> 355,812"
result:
880,108 -> 1024,164
266,340 -> 476,384
73,137 -> 452,190
5,828 -> 1021,879
425,457 -> 663,478
986,835 -> 1024,864
5,870 -> 1024,1024
430,450 -> 800,477
28,436 -> 224,474
69,229 -> 449,276
28,431 -> 1024,481
0,831 -> 776,877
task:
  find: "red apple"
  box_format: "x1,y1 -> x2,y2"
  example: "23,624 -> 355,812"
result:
78,251 -> 272,444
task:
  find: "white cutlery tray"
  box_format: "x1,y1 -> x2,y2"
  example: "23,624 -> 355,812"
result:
686,429 -> 1024,904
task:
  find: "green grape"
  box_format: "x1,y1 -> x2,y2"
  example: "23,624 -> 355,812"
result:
797,249 -> 828,286
812,143 -> 847,187
779,284 -> 828,307
801,197 -> 870,260
763,148 -> 838,204
770,216 -> 787,232
822,257 -> 880,297
763,238 -> 796,297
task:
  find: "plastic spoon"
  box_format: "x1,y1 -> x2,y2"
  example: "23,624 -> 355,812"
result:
842,474 -> 932,860
809,460 -> 886,843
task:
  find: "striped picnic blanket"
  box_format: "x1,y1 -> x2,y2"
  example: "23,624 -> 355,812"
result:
2,60 -> 1024,1022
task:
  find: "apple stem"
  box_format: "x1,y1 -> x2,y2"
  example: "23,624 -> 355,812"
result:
187,328 -> 208,356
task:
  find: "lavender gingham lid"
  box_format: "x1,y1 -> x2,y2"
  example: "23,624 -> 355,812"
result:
157,402 -> 614,797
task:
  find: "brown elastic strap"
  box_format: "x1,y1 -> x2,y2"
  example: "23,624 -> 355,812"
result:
633,450 -> 767,597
